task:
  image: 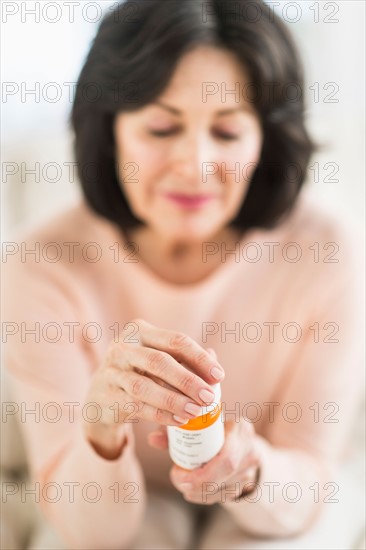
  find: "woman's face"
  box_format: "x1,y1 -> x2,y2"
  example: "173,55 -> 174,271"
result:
113,46 -> 263,242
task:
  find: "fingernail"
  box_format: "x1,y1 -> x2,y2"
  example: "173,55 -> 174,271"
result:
173,415 -> 188,424
210,366 -> 225,380
184,402 -> 202,416
199,388 -> 215,404
179,483 -> 192,491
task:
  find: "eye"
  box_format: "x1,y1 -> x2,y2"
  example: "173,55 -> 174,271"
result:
148,129 -> 240,140
149,129 -> 177,137
214,131 -> 239,141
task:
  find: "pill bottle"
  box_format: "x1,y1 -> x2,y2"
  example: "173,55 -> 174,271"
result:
167,382 -> 224,470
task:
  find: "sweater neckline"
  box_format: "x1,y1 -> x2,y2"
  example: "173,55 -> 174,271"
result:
109,221 -> 259,295
79,200 -> 265,294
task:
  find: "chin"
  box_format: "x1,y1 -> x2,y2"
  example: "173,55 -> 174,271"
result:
158,220 -> 224,242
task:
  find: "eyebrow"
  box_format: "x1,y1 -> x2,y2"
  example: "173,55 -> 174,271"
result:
152,101 -> 252,117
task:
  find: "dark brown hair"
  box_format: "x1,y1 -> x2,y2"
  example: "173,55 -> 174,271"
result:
70,0 -> 318,232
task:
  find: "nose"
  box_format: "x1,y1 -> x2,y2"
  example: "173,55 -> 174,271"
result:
172,131 -> 213,187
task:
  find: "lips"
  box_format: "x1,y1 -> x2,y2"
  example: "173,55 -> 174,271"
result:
162,192 -> 215,208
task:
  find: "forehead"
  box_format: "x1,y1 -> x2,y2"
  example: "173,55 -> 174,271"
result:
156,45 -> 253,112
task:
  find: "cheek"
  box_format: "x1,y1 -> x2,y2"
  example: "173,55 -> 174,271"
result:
116,136 -> 166,210
119,135 -> 164,178
220,134 -> 262,210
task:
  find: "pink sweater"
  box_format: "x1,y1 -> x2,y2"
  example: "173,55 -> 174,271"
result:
3,193 -> 364,549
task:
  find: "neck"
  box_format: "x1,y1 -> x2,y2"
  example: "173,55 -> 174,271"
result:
122,225 -> 243,285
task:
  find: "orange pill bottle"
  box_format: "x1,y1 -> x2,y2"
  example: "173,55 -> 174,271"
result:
167,383 -> 224,470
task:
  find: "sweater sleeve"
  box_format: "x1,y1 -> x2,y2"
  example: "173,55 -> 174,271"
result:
221,226 -> 364,537
2,255 -> 146,550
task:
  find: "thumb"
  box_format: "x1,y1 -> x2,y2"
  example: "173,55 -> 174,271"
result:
147,426 -> 168,450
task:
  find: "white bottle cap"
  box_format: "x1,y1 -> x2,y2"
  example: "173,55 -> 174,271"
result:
197,382 -> 221,417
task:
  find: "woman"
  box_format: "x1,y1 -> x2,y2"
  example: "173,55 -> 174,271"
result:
3,0 -> 364,549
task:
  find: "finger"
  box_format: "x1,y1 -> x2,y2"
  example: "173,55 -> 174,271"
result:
182,488 -> 221,505
135,319 -> 225,384
170,420 -> 257,488
116,369 -> 207,422
122,345 -> 220,408
181,480 -> 238,505
117,396 -> 191,427
171,454 -> 259,506
169,421 -> 238,486
195,420 -> 257,483
182,474 -> 260,505
206,348 -> 218,361
147,429 -> 168,450
168,464 -> 222,505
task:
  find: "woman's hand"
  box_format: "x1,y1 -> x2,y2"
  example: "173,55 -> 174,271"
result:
82,319 -> 225,459
170,419 -> 260,504
148,419 -> 260,504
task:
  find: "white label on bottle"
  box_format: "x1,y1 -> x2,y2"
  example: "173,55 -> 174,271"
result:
167,418 -> 225,470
